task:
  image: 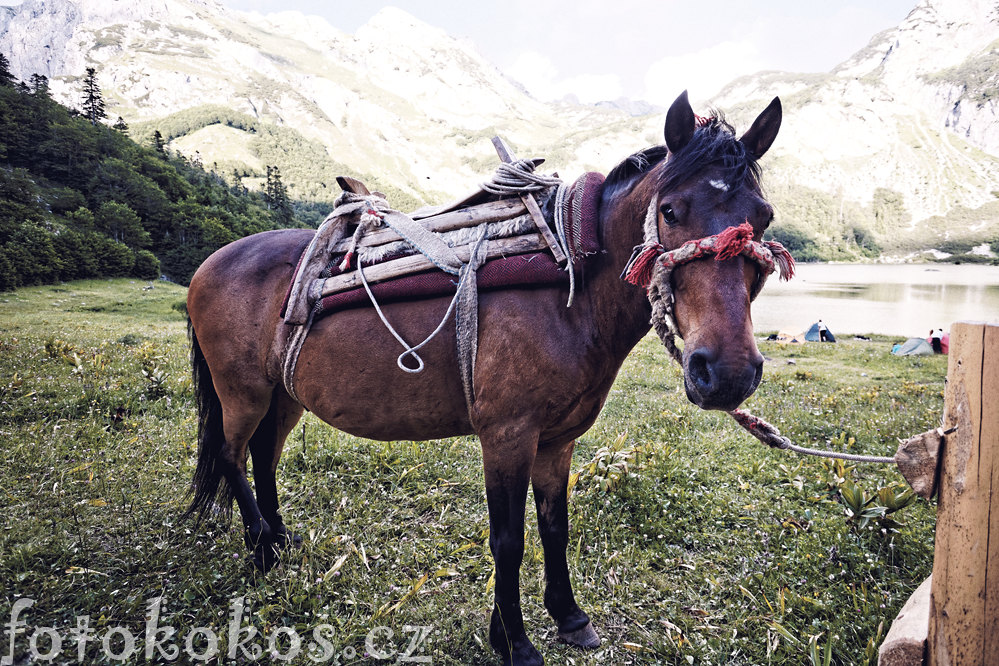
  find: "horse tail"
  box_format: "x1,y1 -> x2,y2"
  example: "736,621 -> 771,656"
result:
183,318 -> 234,524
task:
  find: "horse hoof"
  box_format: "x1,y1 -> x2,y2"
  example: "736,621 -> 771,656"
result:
493,635 -> 544,666
251,543 -> 281,572
285,532 -> 303,549
275,529 -> 303,550
558,621 -> 600,649
500,646 -> 544,666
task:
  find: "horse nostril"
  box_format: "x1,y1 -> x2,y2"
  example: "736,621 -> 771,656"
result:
752,356 -> 764,389
685,348 -> 764,410
687,348 -> 715,392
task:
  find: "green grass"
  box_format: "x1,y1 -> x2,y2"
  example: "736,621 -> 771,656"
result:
0,280 -> 945,664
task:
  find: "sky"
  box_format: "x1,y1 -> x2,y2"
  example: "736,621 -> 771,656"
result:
0,0 -> 918,105
220,0 -> 918,105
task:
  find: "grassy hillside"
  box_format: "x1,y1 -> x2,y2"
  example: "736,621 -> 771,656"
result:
132,104 -> 436,216
0,279 -> 944,664
0,70 -> 302,290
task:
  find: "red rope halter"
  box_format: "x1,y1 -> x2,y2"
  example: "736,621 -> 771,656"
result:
623,221 -> 795,293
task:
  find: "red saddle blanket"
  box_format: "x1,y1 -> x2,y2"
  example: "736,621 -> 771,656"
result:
297,172 -> 604,319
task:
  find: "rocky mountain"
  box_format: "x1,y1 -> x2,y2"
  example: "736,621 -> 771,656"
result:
710,0 -> 999,258
2,0 -> 998,260
0,0 -> 624,203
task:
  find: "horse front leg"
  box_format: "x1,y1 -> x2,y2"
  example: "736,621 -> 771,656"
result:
531,440 -> 600,649
481,428 -> 543,666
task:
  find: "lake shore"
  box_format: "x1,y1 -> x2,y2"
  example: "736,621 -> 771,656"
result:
752,262 -> 999,337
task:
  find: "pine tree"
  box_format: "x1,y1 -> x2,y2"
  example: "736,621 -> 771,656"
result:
152,129 -> 165,154
29,73 -> 49,97
264,165 -> 275,208
264,165 -> 293,225
0,53 -> 14,87
112,116 -> 129,133
80,67 -> 106,125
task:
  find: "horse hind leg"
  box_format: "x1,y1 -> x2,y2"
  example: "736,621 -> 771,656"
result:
248,388 -> 305,552
185,323 -> 280,571
531,440 -> 600,650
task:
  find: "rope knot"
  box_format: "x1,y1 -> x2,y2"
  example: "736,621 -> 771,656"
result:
340,198 -> 388,271
622,243 -> 664,288
480,159 -> 561,195
713,221 -> 754,261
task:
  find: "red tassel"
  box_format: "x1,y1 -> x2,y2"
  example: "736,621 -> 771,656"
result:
713,222 -> 754,261
339,250 -> 354,272
766,241 -> 795,281
624,244 -> 663,287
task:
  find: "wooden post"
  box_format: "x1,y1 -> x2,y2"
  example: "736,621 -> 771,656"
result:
927,321 -> 999,665
880,322 -> 998,666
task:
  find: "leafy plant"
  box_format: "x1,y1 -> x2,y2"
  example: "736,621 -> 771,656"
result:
839,479 -> 916,532
138,343 -> 169,399
840,479 -> 885,530
570,431 -> 647,494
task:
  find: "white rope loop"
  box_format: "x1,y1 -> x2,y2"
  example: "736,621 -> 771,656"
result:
356,250 -> 462,374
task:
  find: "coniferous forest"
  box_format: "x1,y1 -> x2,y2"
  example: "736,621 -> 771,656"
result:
0,54 -> 304,290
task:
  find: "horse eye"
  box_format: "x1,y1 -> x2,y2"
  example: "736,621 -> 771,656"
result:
660,203 -> 677,225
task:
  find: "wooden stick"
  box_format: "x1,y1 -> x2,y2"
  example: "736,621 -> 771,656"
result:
879,576 -> 932,665
336,175 -> 371,195
357,200 -> 527,248
319,234 -> 547,296
491,136 -> 567,265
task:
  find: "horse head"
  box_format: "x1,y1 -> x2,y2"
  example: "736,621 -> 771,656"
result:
631,91 -> 784,411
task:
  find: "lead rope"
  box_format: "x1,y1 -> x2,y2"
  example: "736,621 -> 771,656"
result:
625,195 -> 898,465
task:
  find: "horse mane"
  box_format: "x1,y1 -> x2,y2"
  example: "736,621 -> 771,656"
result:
602,145 -> 669,201
658,115 -> 762,197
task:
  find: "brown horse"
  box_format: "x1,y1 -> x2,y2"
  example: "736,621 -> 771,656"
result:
185,91 -> 782,665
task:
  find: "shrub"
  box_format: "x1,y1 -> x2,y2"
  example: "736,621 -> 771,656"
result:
132,248 -> 161,279
95,236 -> 135,276
1,222 -> 60,286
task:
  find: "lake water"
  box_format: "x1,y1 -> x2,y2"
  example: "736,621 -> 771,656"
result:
751,263 -> 999,337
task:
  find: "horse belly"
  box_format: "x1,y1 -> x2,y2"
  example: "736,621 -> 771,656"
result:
293,302 -> 473,442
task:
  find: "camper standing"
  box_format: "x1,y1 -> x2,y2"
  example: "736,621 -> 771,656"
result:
818,320 -> 829,342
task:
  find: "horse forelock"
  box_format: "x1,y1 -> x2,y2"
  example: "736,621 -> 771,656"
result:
657,116 -> 762,199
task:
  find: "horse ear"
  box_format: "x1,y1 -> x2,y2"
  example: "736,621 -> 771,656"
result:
739,96 -> 782,159
664,90 -> 695,154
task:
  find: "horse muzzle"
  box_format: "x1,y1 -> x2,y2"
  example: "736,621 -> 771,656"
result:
682,346 -> 764,411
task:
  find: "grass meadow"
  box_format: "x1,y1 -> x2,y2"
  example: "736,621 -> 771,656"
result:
0,279 -> 946,665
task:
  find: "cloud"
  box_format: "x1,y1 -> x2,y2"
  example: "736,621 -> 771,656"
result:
643,40 -> 767,106
504,51 -> 623,104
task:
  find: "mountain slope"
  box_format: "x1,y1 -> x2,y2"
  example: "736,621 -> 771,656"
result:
711,0 -> 999,259
2,0 -> 998,261
1,0 -> 609,203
